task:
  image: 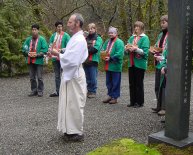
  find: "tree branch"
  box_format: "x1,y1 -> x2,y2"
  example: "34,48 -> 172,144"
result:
60,3 -> 87,20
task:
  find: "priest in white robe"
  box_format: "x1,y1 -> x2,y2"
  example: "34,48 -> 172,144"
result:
51,13 -> 88,142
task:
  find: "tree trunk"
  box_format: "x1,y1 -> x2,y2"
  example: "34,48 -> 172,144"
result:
137,0 -> 143,21
148,0 -> 153,30
118,0 -> 128,42
127,0 -> 133,36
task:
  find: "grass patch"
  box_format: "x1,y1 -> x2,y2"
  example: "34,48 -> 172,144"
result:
87,138 -> 161,155
87,138 -> 193,155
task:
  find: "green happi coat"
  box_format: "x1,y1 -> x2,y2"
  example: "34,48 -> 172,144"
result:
159,48 -> 168,86
22,35 -> 48,65
155,32 -> 168,69
127,34 -> 150,70
101,38 -> 124,72
49,32 -> 70,61
87,35 -> 103,63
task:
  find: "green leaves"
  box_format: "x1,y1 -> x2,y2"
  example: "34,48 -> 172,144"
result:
0,0 -> 32,76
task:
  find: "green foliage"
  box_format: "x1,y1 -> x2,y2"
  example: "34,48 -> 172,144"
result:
87,138 -> 161,155
0,0 -> 51,77
0,0 -> 28,76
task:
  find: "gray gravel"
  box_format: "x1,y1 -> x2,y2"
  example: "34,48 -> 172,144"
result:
0,72 -> 192,155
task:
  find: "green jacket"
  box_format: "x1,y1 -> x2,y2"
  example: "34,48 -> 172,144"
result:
155,32 -> 168,69
127,34 -> 150,70
49,32 -> 70,61
160,49 -> 168,69
22,35 -> 48,65
101,37 -> 124,72
159,47 -> 168,86
86,35 -> 103,63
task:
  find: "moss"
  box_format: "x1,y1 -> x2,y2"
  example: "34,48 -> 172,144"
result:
87,139 -> 193,155
152,143 -> 193,155
87,139 -> 161,155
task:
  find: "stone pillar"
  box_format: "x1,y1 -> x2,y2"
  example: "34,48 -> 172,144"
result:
148,0 -> 193,147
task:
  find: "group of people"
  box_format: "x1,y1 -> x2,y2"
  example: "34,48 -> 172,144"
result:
22,13 -> 169,142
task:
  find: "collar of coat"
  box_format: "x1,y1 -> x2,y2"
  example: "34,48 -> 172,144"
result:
133,33 -> 146,37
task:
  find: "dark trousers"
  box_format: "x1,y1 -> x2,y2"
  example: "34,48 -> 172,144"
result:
129,66 -> 145,106
83,65 -> 98,94
155,68 -> 161,99
29,64 -> 43,93
52,60 -> 61,94
157,76 -> 166,110
106,71 -> 121,99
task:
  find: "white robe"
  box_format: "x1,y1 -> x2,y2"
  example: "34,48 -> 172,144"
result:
57,30 -> 88,135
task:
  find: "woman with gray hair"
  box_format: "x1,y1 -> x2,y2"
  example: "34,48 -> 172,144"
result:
101,26 -> 124,104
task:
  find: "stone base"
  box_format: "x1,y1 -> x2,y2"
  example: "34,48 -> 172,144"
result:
148,130 -> 193,148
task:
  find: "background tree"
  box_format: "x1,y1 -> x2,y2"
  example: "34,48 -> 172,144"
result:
0,0 -> 31,76
0,0 -> 170,76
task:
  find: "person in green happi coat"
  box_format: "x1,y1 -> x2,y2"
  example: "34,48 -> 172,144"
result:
48,20 -> 70,97
154,45 -> 168,116
22,24 -> 48,97
125,21 -> 150,108
150,15 -> 168,114
102,26 -> 124,104
83,23 -> 103,98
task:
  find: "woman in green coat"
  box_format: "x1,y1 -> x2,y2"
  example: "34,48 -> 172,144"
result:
125,21 -> 150,108
102,26 -> 124,104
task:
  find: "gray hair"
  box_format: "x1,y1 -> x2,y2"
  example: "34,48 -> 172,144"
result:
160,15 -> 168,22
73,13 -> 84,28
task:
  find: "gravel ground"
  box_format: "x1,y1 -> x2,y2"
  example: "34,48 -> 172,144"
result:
0,72 -> 192,155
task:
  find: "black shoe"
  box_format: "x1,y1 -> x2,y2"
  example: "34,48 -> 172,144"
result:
67,134 -> 84,142
49,92 -> 59,97
63,133 -> 70,141
127,104 -> 134,107
134,104 -> 143,108
151,108 -> 160,112
38,92 -> 43,97
28,91 -> 37,97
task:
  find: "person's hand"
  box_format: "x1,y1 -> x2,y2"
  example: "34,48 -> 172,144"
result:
31,53 -> 37,58
51,48 -> 60,57
47,51 -> 52,57
28,52 -> 37,58
128,45 -> 138,52
125,45 -> 129,51
154,55 -> 163,61
58,49 -> 62,53
28,52 -> 31,57
161,67 -> 165,74
149,47 -> 155,54
105,56 -> 110,61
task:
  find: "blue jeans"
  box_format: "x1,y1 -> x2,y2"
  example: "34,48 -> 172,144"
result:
106,71 -> 121,99
83,66 -> 98,94
29,64 -> 44,93
52,60 -> 61,94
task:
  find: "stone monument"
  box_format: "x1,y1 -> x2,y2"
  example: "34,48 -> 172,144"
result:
148,0 -> 193,148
